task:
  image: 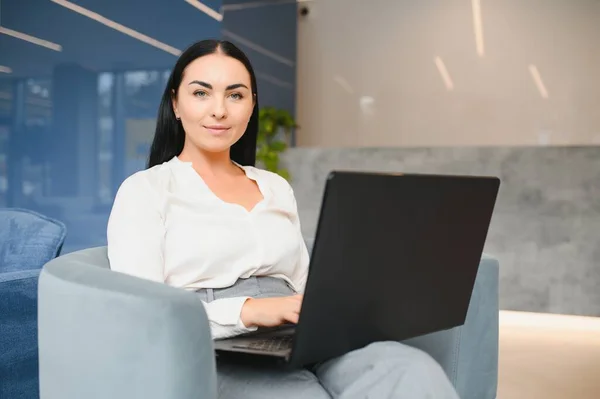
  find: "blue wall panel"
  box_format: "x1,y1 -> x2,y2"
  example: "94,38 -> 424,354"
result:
0,0 -> 224,252
222,0 -> 297,115
0,0 -> 297,252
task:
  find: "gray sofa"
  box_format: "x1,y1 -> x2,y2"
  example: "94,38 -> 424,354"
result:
38,243 -> 499,399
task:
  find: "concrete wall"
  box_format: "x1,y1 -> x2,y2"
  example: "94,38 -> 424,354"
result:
283,146 -> 600,317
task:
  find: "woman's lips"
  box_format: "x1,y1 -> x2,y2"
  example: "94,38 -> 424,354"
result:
204,125 -> 231,135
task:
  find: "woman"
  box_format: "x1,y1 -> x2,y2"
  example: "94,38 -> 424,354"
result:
107,39 -> 459,399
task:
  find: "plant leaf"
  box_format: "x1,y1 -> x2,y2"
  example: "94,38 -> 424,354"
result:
256,106 -> 296,180
270,140 -> 287,152
276,168 -> 290,181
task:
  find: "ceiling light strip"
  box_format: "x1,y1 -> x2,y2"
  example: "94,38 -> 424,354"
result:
333,75 -> 354,94
223,0 -> 299,12
0,65 -> 13,73
472,0 -> 485,57
529,64 -> 549,99
184,0 -> 223,21
223,29 -> 294,67
50,0 -> 181,56
255,71 -> 293,89
0,26 -> 62,51
434,57 -> 454,91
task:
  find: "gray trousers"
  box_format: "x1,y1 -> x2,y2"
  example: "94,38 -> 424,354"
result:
197,277 -> 459,399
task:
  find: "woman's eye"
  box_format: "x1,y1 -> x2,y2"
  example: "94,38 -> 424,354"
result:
194,90 -> 208,97
230,93 -> 243,100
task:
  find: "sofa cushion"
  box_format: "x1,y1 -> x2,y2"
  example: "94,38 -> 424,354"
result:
0,208 -> 67,273
0,269 -> 42,399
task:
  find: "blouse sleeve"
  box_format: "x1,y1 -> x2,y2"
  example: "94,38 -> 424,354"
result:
107,173 -> 258,340
107,174 -> 165,282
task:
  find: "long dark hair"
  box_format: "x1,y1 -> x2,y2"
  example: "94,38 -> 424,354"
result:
147,39 -> 259,168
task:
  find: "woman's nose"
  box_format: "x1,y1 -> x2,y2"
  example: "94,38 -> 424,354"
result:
211,99 -> 227,119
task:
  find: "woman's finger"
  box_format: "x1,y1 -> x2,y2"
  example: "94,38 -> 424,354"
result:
291,294 -> 303,303
285,312 -> 299,324
288,300 -> 301,314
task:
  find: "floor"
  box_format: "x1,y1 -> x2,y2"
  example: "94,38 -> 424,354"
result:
498,311 -> 600,399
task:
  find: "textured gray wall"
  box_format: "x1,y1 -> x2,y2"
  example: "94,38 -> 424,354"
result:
283,147 -> 600,317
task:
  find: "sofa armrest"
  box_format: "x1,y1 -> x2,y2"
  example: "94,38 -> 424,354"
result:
38,249 -> 217,399
0,269 -> 42,399
402,255 -> 499,399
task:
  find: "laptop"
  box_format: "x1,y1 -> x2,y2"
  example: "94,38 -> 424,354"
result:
213,170 -> 500,369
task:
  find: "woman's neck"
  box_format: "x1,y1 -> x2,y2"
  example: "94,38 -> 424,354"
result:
178,146 -> 238,177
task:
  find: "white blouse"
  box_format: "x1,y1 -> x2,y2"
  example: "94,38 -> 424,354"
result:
106,156 -> 310,339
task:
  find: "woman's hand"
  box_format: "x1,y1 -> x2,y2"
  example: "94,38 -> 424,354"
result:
240,295 -> 303,328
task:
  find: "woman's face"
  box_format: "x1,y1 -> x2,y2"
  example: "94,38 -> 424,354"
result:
173,53 -> 255,155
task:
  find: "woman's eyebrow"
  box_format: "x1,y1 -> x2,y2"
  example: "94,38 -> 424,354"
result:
188,80 -> 249,90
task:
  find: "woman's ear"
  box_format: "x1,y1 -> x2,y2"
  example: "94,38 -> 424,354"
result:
171,90 -> 179,119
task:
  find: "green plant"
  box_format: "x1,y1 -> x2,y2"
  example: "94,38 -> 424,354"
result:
256,106 -> 298,181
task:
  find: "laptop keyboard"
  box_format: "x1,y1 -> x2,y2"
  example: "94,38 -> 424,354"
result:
235,335 -> 294,352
